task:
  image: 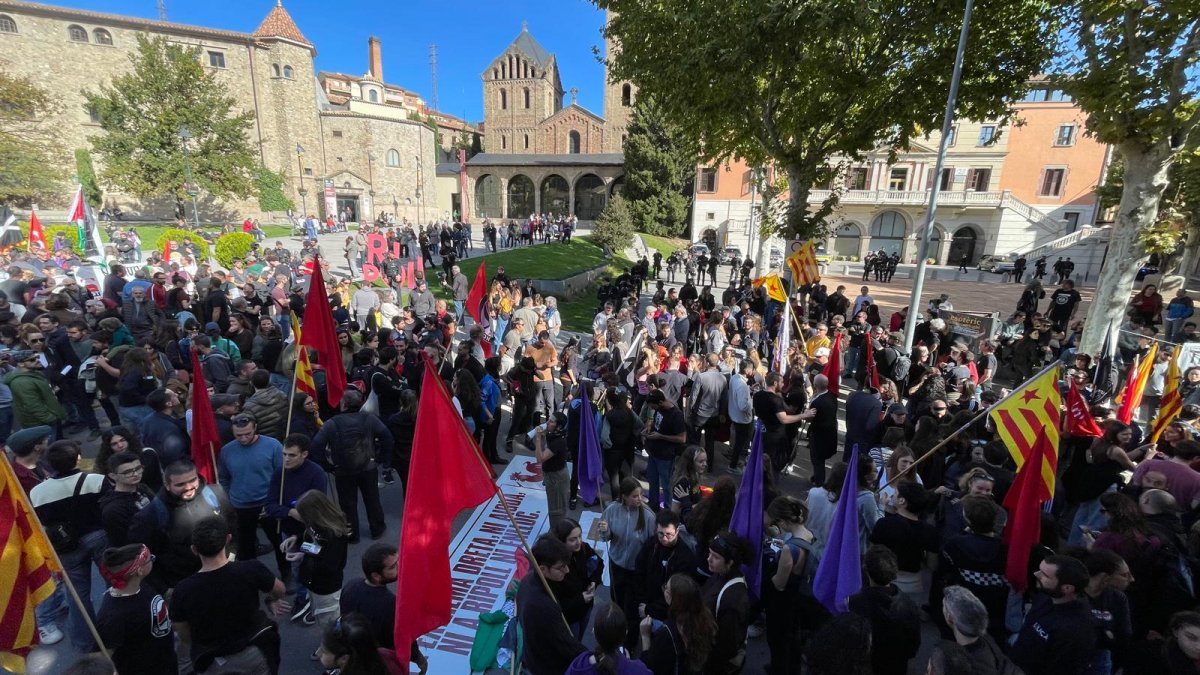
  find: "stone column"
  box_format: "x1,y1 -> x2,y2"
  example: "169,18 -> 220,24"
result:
498,176 -> 509,220
859,236 -> 872,261
533,173 -> 542,214
568,179 -> 577,217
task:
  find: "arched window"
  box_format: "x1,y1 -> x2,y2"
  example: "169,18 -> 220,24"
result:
493,68 -> 499,80
282,65 -> 294,79
368,89 -> 379,103
475,174 -> 501,218
272,64 -> 281,77
523,88 -> 530,109
540,175 -> 569,214
507,175 -> 535,218
621,83 -> 632,107
0,15 -> 17,33
93,29 -> 112,45
573,174 -> 606,220
500,61 -> 506,79
568,130 -> 581,154
386,149 -> 400,167
500,88 -> 508,110
68,25 -> 87,42
868,211 -> 907,255
530,67 -> 536,78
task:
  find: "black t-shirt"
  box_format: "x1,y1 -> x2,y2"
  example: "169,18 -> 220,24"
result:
976,353 -> 997,379
647,405 -> 687,460
205,290 -> 231,331
1049,289 -> 1082,319
754,391 -> 787,434
541,433 -> 569,473
170,560 -> 275,654
97,586 -> 179,675
340,578 -> 397,649
869,513 -> 940,573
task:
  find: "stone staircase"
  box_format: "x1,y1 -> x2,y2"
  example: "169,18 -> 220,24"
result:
1010,225 -> 1110,260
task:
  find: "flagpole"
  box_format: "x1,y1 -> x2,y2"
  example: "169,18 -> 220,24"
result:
279,346 -> 302,535
877,359 -> 1061,493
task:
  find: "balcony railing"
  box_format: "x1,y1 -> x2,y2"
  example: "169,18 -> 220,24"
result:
809,188 -> 1006,207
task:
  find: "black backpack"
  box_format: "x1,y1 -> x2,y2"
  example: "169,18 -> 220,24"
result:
333,415 -> 377,475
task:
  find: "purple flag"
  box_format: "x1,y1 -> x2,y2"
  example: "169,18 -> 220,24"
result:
728,422 -> 765,598
813,444 -> 863,613
577,384 -> 603,504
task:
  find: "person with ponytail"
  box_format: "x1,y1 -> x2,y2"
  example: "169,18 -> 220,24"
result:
701,530 -> 753,674
317,613 -> 405,675
283,489 -> 351,632
599,476 -> 657,640
638,573 -> 717,675
96,543 -> 179,675
551,517 -> 606,641
566,604 -> 652,675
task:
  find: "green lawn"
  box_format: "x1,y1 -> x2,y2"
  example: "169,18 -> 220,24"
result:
639,233 -> 689,258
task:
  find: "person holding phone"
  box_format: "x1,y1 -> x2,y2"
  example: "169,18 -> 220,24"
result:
281,490 -> 350,633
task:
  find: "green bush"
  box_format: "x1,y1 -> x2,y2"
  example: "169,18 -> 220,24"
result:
13,221 -> 82,253
592,195 -> 635,254
151,228 -> 208,259
214,232 -> 255,267
256,166 -> 294,213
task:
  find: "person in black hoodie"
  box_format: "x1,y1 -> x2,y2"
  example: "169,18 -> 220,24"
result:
550,518 -> 605,641
99,451 -> 156,548
516,535 -> 587,674
281,490 -> 350,635
634,509 -> 699,621
386,389 -> 419,496
935,496 -> 1009,642
701,531 -> 753,675
940,585 -> 1019,675
848,546 -> 921,675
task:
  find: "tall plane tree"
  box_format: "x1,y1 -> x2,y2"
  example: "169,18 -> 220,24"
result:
0,69 -> 66,207
623,96 -> 700,237
596,0 -> 1059,241
1051,3 -> 1200,354
85,35 -> 258,202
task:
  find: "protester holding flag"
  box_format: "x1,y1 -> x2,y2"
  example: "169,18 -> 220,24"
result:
1063,421 -> 1143,546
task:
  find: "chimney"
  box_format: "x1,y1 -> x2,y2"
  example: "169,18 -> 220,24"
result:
368,36 -> 382,82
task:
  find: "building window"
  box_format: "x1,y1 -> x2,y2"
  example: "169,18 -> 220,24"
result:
331,130 -> 343,138
1064,212 -> 1081,231
1021,88 -> 1049,102
939,167 -> 954,190
368,89 -> 378,103
887,168 -> 908,191
705,212 -> 715,221
386,149 -> 400,167
68,24 -> 87,42
207,51 -> 225,69
523,88 -> 530,109
966,168 -> 992,192
0,15 -> 16,33
531,67 -> 536,78
93,28 -> 112,45
945,125 -> 957,146
272,64 -> 280,77
282,65 -> 293,79
87,106 -> 101,124
622,83 -> 632,107
1040,168 -> 1066,197
493,68 -> 499,80
847,167 -> 869,190
698,168 -> 718,193
1054,124 -> 1076,146
569,130 -> 581,154
978,125 -> 996,145
304,168 -> 313,176
500,89 -> 508,110
501,135 -> 507,150
1048,90 -> 1073,102
523,134 -> 529,149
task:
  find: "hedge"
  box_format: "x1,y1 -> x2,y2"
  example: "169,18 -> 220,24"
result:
11,221 -> 83,253
214,232 -> 255,267
152,228 -> 208,260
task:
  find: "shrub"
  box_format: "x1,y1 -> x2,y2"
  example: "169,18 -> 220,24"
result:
256,166 -> 294,213
592,195 -> 635,255
12,221 -> 82,253
215,232 -> 255,267
151,228 -> 208,260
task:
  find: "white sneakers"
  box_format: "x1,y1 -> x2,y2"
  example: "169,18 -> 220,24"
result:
38,624 -> 63,645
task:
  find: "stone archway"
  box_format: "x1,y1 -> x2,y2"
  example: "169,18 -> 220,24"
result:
474,174 -> 501,219
868,210 -> 907,256
832,222 -> 863,258
949,225 -> 981,265
573,173 -> 606,220
507,174 -> 535,218
540,175 -> 569,217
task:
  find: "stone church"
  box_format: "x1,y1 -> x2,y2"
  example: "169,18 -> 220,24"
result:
466,18 -> 634,222
0,0 -> 469,224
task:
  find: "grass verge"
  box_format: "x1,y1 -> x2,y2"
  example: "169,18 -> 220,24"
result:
639,233 -> 688,258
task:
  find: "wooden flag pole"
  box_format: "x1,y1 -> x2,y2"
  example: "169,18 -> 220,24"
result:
875,360 -> 1061,494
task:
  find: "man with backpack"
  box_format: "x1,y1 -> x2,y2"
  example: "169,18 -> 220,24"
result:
310,388 -> 394,543
875,332 -> 912,385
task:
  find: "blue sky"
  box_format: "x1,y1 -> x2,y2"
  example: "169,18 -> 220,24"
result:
52,0 -> 608,123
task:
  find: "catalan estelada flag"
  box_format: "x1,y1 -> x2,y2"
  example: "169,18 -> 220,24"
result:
989,364 -> 1061,495
751,273 -> 788,303
290,314 -> 317,399
787,241 -> 820,285
1151,344 -> 1183,442
0,453 -> 61,668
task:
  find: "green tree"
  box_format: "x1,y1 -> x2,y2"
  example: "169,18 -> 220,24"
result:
0,70 -> 67,207
597,0 -> 1059,240
1095,150 -> 1200,273
85,35 -> 258,201
256,166 -> 295,213
623,96 -> 699,237
592,194 -> 635,254
1049,2 -> 1200,354
74,148 -> 103,209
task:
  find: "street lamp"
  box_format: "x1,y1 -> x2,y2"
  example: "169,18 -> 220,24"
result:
179,126 -> 201,230
367,152 -> 376,223
296,144 -> 308,218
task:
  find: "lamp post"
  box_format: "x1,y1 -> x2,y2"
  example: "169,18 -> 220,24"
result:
367,152 -> 376,223
296,144 -> 308,218
178,126 -> 201,230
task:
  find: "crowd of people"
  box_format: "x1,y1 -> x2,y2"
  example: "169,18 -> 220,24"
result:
7,217 -> 1200,675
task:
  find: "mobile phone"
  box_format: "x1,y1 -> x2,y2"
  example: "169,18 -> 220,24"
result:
300,542 -> 322,555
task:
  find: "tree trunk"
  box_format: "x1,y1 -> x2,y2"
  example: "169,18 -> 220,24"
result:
1174,223 -> 1200,280
1078,143 -> 1175,355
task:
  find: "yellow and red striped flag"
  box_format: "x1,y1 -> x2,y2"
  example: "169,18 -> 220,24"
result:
1116,342 -> 1158,424
1151,345 -> 1183,442
290,313 -> 317,399
989,364 -> 1061,495
751,273 -> 788,303
787,241 -> 820,285
0,453 -> 61,669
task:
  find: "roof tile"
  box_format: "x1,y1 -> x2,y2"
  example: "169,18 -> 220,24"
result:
254,1 -> 312,47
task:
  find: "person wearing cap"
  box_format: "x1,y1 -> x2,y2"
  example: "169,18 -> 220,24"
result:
204,321 -> 242,367
219,412 -> 284,561
881,403 -> 916,443
4,349 -> 66,432
8,424 -> 52,494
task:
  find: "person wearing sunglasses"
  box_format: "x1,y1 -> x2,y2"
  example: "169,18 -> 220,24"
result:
4,348 -> 66,432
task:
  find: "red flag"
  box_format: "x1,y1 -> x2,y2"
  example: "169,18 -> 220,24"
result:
823,331 -> 842,397
1116,344 -> 1157,425
27,211 -> 46,252
393,357 -> 496,670
865,340 -> 880,390
299,258 -> 347,406
416,254 -> 425,275
406,261 -> 415,290
1066,380 -> 1103,438
189,349 -> 221,484
162,240 -> 173,262
466,262 -> 487,323
1002,434 -> 1055,591
65,185 -> 86,222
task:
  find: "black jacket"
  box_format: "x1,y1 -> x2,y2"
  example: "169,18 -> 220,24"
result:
310,411 -> 395,474
141,412 -> 190,468
516,571 -> 585,674
98,484 -> 155,547
128,481 -> 234,589
848,585 -> 922,675
1010,594 -> 1097,675
634,538 -> 699,620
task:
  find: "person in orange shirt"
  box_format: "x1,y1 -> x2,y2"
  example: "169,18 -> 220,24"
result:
524,330 -> 559,422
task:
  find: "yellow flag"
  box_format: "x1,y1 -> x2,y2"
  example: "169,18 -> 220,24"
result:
1151,345 -> 1183,442
751,273 -> 788,303
989,364 -> 1061,494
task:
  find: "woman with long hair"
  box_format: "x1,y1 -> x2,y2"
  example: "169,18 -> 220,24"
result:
669,445 -> 708,520
1065,420 -> 1142,546
603,388 -> 639,500
702,530 -> 753,675
452,369 -> 482,436
763,496 -> 822,675
1157,420 -> 1195,457
290,393 -> 321,440
96,426 -> 163,493
639,573 -> 717,675
685,476 -> 739,558
1132,284 -> 1165,327
598,477 -> 656,645
285,490 -> 351,633
878,445 -> 921,511
551,517 -> 605,641
386,390 -> 419,496
113,346 -> 159,430
584,333 -> 612,380
567,604 -> 651,675
910,416 -> 946,489
317,613 -> 404,675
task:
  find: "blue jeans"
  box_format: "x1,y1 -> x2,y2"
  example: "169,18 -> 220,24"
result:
454,300 -> 464,324
49,529 -> 108,651
1069,492 -> 1114,546
117,404 -> 153,430
646,456 -> 674,511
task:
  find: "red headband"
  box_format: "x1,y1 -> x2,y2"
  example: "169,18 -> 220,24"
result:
101,545 -> 151,590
